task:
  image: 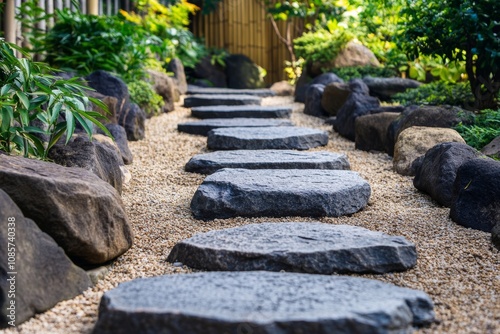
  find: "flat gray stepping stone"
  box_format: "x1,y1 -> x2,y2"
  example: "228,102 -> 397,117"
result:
185,150 -> 350,174
187,85 -> 276,97
184,94 -> 261,108
167,222 -> 417,274
178,118 -> 293,136
93,271 -> 435,334
191,169 -> 370,220
207,126 -> 328,150
191,105 -> 292,119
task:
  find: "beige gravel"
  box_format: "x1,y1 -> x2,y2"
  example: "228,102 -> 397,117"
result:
4,96 -> 499,334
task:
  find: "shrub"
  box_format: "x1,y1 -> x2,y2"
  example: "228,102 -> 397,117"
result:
392,81 -> 475,107
455,109 -> 500,150
128,81 -> 163,117
331,66 -> 397,81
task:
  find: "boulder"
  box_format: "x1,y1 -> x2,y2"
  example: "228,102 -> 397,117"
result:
48,134 -> 123,194
146,69 -> 175,112
178,118 -> 293,136
98,124 -> 133,165
85,90 -> 118,124
413,142 -> 484,207
321,82 -> 351,116
191,169 -> 370,220
450,158 -> 500,232
167,58 -> 188,95
191,105 -> 291,119
93,272 -> 435,334
363,77 -> 422,101
355,112 -> 400,152
295,72 -> 343,103
168,222 -> 416,274
386,105 -> 473,156
86,70 -> 129,115
190,55 -> 227,87
492,223 -> 500,250
393,127 -> 466,176
225,54 -> 266,89
118,102 -> 146,141
304,84 -> 328,117
0,154 -> 133,265
270,80 -> 294,96
0,189 -> 91,327
481,136 -> 500,159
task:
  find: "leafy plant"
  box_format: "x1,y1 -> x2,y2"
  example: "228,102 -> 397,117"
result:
392,81 -> 475,107
0,40 -> 110,160
128,81 -> 163,118
455,109 -> 500,150
403,55 -> 467,83
331,66 -> 397,81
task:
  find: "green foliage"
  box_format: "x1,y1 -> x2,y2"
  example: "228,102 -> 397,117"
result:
15,1 -> 52,52
392,81 -> 475,107
0,40 -> 110,160
199,0 -> 224,15
455,109 -> 500,150
209,48 -> 229,67
331,66 -> 397,81
127,81 -> 163,117
404,55 -> 467,83
266,0 -> 345,27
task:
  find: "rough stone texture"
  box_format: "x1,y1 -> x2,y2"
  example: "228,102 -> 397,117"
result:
481,136 -> 500,159
304,84 -> 328,117
450,158 -> 500,232
118,102 -> 146,141
93,271 -> 435,334
168,222 -> 417,274
167,58 -> 188,95
355,112 -> 400,152
187,85 -> 275,97
86,71 -> 129,115
191,105 -> 292,119
321,82 -> 351,116
225,54 -> 266,89
295,72 -> 343,103
393,127 -> 466,176
98,124 -> 133,165
492,223 -> 500,250
0,189 -> 91,328
185,150 -> 350,174
184,94 -> 262,108
189,56 -> 227,87
191,168 -> 370,220
270,80 -> 294,96
207,127 -> 329,151
363,77 -> 422,101
146,69 -> 175,112
0,154 -> 133,265
413,142 -> 483,207
178,118 -> 293,136
85,90 -> 118,124
386,105 -> 473,156
48,134 -> 123,194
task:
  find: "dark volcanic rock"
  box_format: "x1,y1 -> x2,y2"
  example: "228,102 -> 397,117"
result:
492,223 -> 500,250
295,72 -> 343,103
190,56 -> 227,87
225,54 -> 266,89
168,222 -> 417,274
177,118 -> 293,136
304,84 -> 328,118
86,70 -> 129,115
0,189 -> 91,327
355,112 -> 400,152
118,102 -> 146,141
321,82 -> 351,116
207,127 -> 328,150
363,77 -> 422,101
184,94 -> 261,108
334,92 -> 380,141
93,271 -> 435,334
98,124 -> 133,165
0,154 -> 133,265
146,69 -> 176,112
413,142 -> 484,207
190,168 -> 370,220
191,105 -> 291,119
187,85 -> 275,97
167,58 -> 188,95
185,150 -> 350,174
450,158 -> 500,232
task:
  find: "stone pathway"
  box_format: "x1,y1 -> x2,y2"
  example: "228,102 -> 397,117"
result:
191,105 -> 292,119
177,118 -> 293,136
187,85 -> 276,97
184,94 -> 262,108
185,150 -> 350,174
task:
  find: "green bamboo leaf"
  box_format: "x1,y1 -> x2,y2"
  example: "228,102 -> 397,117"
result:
15,91 -> 30,109
65,110 -> 75,143
48,126 -> 67,151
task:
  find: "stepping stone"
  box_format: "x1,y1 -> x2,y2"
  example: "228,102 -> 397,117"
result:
177,118 -> 293,136
191,169 -> 370,220
93,271 -> 435,334
187,85 -> 276,97
191,105 -> 292,119
184,94 -> 261,108
207,127 -> 329,150
185,150 -> 350,174
168,222 -> 417,274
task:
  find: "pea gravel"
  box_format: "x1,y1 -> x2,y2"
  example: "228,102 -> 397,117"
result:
5,96 -> 499,334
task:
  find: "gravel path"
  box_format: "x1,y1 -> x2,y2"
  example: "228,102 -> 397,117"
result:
6,96 -> 499,334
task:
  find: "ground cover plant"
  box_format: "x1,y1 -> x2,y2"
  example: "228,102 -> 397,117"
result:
455,109 -> 500,151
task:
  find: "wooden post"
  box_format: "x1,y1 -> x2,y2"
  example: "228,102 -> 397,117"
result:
4,0 -> 16,44
87,0 -> 98,15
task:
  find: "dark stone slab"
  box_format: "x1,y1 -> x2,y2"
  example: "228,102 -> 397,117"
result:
191,169 -> 370,220
184,94 -> 262,108
93,271 -> 435,334
168,222 -> 417,274
363,76 -> 422,101
191,105 -> 292,119
187,85 -> 275,97
178,118 -> 293,136
185,150 -> 350,174
207,127 -> 328,150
